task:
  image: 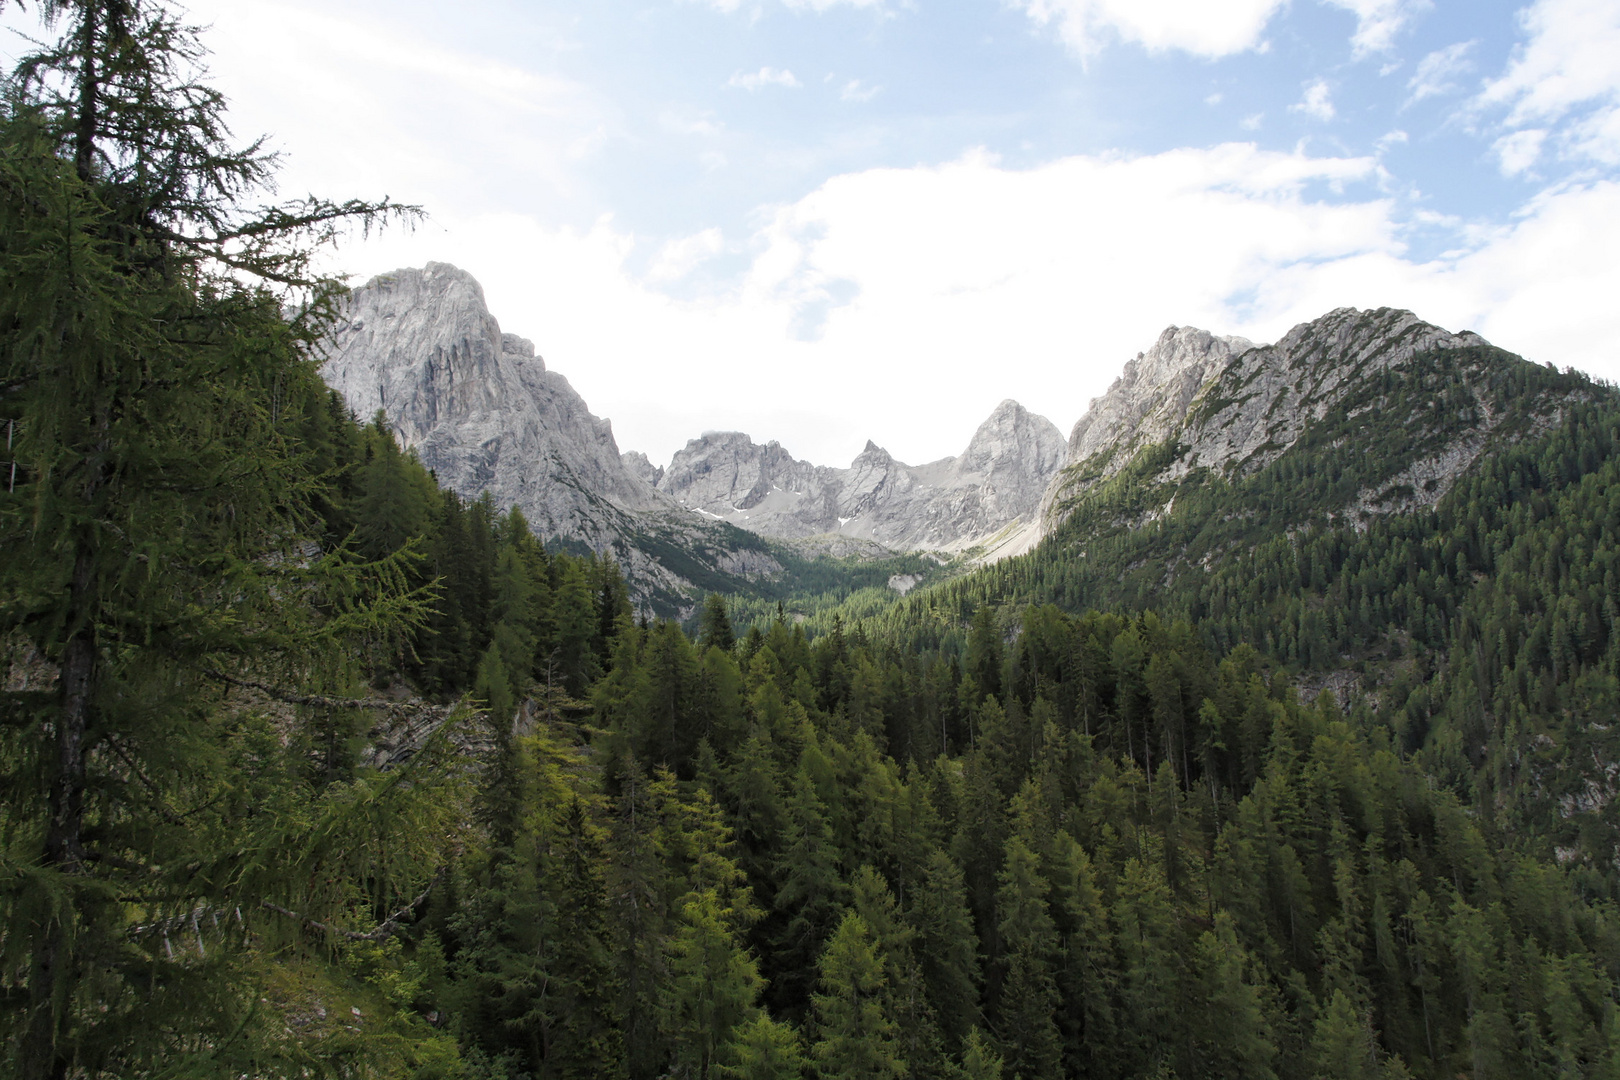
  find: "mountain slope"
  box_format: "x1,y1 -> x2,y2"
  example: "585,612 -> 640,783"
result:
856,306 -> 1620,890
1039,307 -> 1509,534
883,307 -> 1599,626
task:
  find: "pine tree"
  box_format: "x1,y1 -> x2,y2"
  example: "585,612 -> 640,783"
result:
1188,914 -> 1277,1080
851,865 -> 942,1077
0,2 -> 429,1076
720,1014 -> 807,1080
608,763 -> 677,1080
812,913 -> 906,1080
771,762 -> 847,1016
911,849 -> 983,1047
994,836 -> 1063,1080
701,593 -> 739,653
663,891 -> 765,1080
947,1029 -> 1004,1080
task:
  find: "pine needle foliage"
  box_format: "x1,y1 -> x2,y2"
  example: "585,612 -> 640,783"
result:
0,3 -> 440,1077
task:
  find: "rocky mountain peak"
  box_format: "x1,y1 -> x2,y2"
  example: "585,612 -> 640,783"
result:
854,439 -> 893,463
621,450 -> 663,487
1040,305 -> 1526,537
1266,306 -> 1488,379
960,399 -> 1066,479
654,401 -> 1065,556
1066,324 -> 1254,467
501,333 -> 538,362
320,263 -> 784,610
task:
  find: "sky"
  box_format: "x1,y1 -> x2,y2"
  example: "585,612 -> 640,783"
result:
6,0 -> 1620,469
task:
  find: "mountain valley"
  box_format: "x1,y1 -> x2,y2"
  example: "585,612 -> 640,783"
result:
17,8 -> 1620,1080
321,264 -> 1578,630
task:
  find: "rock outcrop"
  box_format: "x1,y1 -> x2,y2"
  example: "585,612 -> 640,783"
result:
320,263 -> 780,610
656,399 -> 1066,557
1038,307 -> 1515,533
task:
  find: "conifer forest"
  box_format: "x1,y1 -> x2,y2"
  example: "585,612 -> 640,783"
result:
7,4 -> 1620,1080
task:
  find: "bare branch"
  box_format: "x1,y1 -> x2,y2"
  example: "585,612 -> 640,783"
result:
259,870 -> 442,942
201,667 -> 431,713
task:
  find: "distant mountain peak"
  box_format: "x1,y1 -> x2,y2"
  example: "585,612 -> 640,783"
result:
655,401 -> 1063,557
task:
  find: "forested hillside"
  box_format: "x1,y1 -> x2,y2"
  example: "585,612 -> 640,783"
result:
6,4 -> 1620,1080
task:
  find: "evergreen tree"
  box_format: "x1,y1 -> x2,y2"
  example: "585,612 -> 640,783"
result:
993,836 -> 1063,1080
947,1029 -> 1005,1080
911,849 -> 983,1048
720,1014 -> 807,1080
771,762 -> 847,1016
0,2 -> 431,1076
812,913 -> 906,1080
663,890 -> 765,1080
701,593 -> 739,653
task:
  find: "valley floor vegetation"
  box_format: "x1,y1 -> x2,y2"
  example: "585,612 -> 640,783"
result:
6,3 -> 1620,1080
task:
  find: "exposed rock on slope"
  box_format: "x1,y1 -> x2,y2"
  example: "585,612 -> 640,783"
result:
1037,307 -> 1573,541
320,263 -> 780,609
656,400 -> 1066,557
1063,326 -> 1254,469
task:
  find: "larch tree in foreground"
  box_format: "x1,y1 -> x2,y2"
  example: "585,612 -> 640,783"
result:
0,2 -> 452,1077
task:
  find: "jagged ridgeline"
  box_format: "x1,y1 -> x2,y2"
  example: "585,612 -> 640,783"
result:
8,5 -> 1620,1080
319,263 -> 1063,619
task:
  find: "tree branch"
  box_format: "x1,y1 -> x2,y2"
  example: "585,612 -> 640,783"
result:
260,870 -> 442,942
201,667 -> 431,713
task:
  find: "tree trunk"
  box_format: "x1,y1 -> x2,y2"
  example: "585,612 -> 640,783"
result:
21,545 -> 96,1080
74,7 -> 99,183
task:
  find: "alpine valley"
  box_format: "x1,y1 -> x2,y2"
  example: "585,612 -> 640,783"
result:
321,263 -> 1075,614
13,11 -> 1620,1077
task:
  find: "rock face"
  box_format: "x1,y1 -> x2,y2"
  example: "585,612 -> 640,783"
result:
320,263 -> 780,609
656,400 -> 1066,557
323,264 -> 665,529
1039,307 -> 1508,533
621,451 -> 664,488
1064,326 -> 1254,468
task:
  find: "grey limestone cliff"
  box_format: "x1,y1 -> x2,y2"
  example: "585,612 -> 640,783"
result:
656,399 -> 1066,557
320,263 -> 780,608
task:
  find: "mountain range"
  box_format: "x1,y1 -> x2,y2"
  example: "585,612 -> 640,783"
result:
320,262 -> 1568,615
320,264 -> 1073,607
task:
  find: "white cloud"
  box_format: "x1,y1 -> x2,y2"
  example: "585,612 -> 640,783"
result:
1494,128 -> 1547,175
335,145 -> 1620,471
44,0 -> 1613,473
1321,0 -> 1430,57
781,0 -> 888,8
662,110 -> 725,138
1205,91 -> 1225,105
1292,78 -> 1337,121
842,79 -> 882,102
1478,0 -> 1620,166
150,0 -> 608,216
700,0 -> 887,10
649,228 -> 727,282
1570,105 -> 1620,165
1481,0 -> 1620,122
1012,0 -> 1429,59
1241,112 -> 1265,130
728,66 -> 802,90
1406,41 -> 1475,105
1010,0 -> 1288,58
